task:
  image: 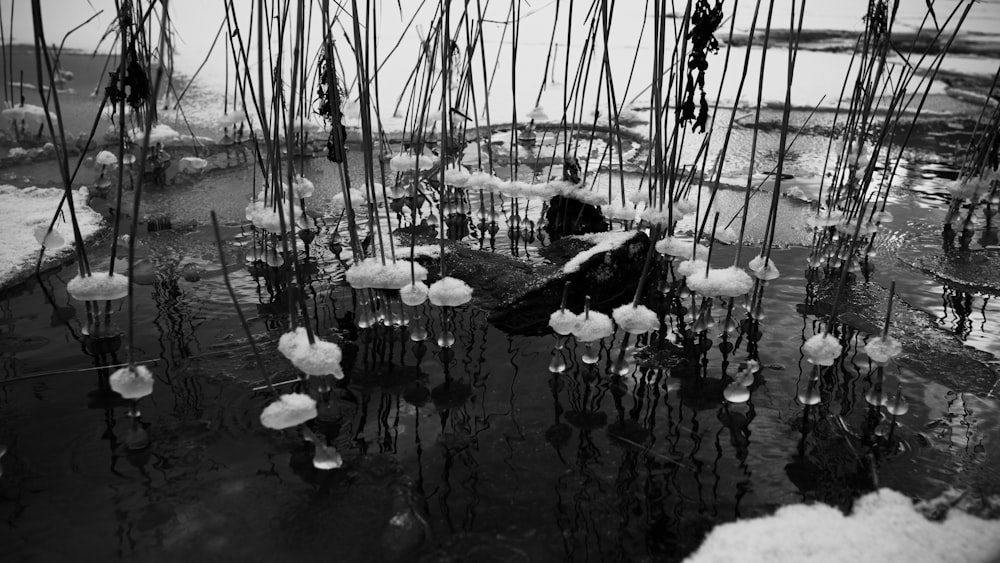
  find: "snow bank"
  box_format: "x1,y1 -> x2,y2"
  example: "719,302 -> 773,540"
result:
0,185 -> 104,289
346,258 -> 427,290
684,488 -> 1000,563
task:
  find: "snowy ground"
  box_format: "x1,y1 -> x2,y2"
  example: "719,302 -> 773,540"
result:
0,184 -> 104,290
683,488 -> 1000,563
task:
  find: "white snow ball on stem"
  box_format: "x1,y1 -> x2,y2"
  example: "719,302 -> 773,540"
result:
802,332 -> 843,366
748,254 -> 781,281
428,276 -> 474,307
67,272 -> 129,301
278,326 -> 344,378
572,311 -> 614,342
400,281 -> 429,306
864,335 -> 902,365
260,393 -> 318,430
612,304 -> 659,335
548,309 -> 581,336
109,364 -> 154,399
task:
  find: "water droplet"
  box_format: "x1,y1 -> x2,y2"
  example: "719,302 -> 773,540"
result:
313,443 -> 343,470
265,248 -> 284,267
581,345 -> 600,365
723,382 -> 750,403
874,419 -> 892,437
886,391 -> 909,416
797,386 -> 822,406
611,355 -> 631,375
548,353 -> 566,373
733,369 -> 754,387
427,213 -> 439,227
409,325 -> 428,342
437,330 -> 456,348
865,387 -> 887,407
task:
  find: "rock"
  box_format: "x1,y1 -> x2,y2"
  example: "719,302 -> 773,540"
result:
543,195 -> 609,240
489,230 -> 650,335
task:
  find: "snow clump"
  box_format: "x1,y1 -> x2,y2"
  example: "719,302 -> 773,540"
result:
260,393 -> 318,430
109,364 -> 154,399
278,327 -> 344,378
428,276 -> 474,307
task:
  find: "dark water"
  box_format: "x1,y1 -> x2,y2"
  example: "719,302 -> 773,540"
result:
1,110 -> 999,562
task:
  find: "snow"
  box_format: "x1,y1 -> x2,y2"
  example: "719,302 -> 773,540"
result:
278,327 -> 344,378
66,272 -> 129,301
331,187 -> 366,211
656,236 -> 710,261
130,123 -> 180,145
292,175 -> 315,198
109,364 -> 154,399
864,335 -> 902,365
0,185 -> 104,290
802,332 -> 843,366
612,304 -> 660,334
466,171 -> 504,191
260,393 -> 318,430
563,231 -> 636,274
527,105 -> 549,121
2,103 -> 54,125
685,265 -> 755,297
572,310 -> 614,342
177,156 -> 208,173
549,309 -> 582,336
684,488 -> 1000,563
748,254 -> 781,281
33,225 -> 64,248
95,150 -> 119,166
389,151 -> 437,172
346,258 -> 427,290
428,276 -> 474,307
400,281 -> 429,306
443,166 -> 471,187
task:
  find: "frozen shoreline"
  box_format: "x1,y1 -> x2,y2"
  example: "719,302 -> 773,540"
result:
0,184 -> 104,292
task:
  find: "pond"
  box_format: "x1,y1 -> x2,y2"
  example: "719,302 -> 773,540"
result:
1,101 -> 999,562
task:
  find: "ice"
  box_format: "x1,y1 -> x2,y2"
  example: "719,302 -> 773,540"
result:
748,254 -> 780,281
33,225 -> 65,248
400,281 -> 429,306
563,231 -> 636,274
278,326 -> 344,378
864,335 -> 902,365
802,332 -> 843,366
572,310 -> 614,342
260,392 -> 318,430
656,236 -> 709,261
806,210 -> 843,228
66,272 -> 129,301
177,156 -> 208,173
109,364 -> 154,399
2,185 -> 103,289
345,258 -> 427,290
549,309 -> 582,336
612,304 -> 659,335
684,488 -> 1000,563
428,276 -> 474,307
684,265 -> 754,297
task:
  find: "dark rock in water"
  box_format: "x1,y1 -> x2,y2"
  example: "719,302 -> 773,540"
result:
543,195 -> 609,240
489,230 -> 650,335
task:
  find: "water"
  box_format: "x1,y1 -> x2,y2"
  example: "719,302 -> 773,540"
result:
3,3 -> 1000,561
2,105 -> 1000,562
